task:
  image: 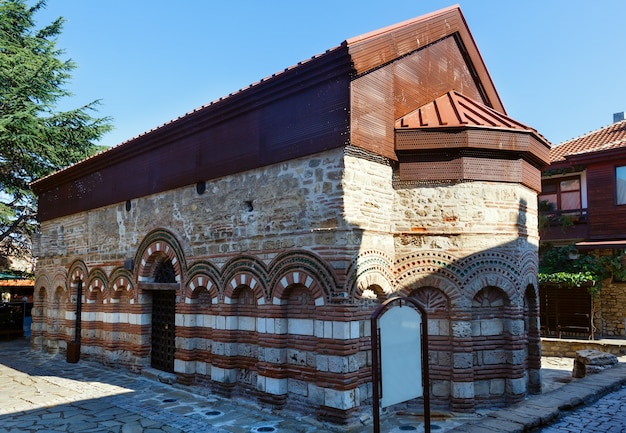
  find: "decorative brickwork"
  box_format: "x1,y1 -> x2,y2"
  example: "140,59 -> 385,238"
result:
33,146 -> 543,422
30,7 -> 549,425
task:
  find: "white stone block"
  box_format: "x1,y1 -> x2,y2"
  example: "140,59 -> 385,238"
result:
275,318 -> 287,334
239,316 -> 255,331
225,316 -> 238,330
481,318 -> 504,336
328,355 -> 349,373
308,383 -> 324,404
256,375 -> 266,392
471,320 -> 481,337
204,314 -> 215,328
453,321 -> 472,338
174,359 -> 193,374
211,367 -> 236,383
452,382 -> 474,399
332,321 -> 350,340
264,377 -> 287,395
508,377 -> 526,395
350,321 -> 360,339
324,388 -> 357,410
288,318 -> 314,335
324,321 -> 333,338
316,354 -> 329,372
314,320 -> 324,338
490,379 -> 505,395
215,315 -> 226,330
257,317 -> 267,333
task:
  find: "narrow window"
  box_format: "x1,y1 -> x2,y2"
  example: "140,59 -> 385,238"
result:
616,166 -> 626,205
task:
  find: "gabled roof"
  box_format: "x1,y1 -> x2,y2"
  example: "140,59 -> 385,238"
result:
32,6 -> 520,222
395,90 -> 541,137
551,119 -> 626,163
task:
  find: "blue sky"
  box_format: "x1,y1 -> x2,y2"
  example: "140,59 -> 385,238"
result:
36,1 -> 626,148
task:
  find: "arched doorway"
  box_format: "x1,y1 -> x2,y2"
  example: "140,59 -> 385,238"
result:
151,259 -> 177,372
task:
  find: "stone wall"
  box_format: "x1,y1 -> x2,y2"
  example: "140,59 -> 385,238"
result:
33,145 -> 542,423
594,281 -> 626,337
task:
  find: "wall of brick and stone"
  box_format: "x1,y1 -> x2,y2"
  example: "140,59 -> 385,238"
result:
594,281 -> 626,337
33,145 -> 542,423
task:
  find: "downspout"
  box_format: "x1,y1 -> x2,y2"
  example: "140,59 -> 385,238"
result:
67,279 -> 82,363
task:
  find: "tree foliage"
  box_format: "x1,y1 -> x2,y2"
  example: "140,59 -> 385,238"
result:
0,0 -> 111,264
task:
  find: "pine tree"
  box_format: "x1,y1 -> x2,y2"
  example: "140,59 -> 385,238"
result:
0,0 -> 111,267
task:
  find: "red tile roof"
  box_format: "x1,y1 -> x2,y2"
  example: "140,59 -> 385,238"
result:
0,279 -> 34,287
551,119 -> 626,162
396,90 -> 544,139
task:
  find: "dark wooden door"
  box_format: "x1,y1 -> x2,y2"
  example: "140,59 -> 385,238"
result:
151,290 -> 176,372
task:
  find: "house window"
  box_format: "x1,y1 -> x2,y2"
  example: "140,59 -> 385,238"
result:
540,176 -> 581,211
616,166 -> 626,205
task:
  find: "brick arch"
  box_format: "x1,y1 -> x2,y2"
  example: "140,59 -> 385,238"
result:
345,250 -> 395,300
463,269 -> 518,306
354,272 -> 393,301
459,252 -> 521,305
34,274 -> 51,294
134,229 -> 187,284
86,268 -> 108,303
408,286 -> 450,312
185,261 -> 221,303
271,270 -> 325,306
268,250 -> 337,303
395,250 -> 465,299
224,272 -> 265,305
188,286 -> 214,308
68,259 -> 88,293
185,274 -> 219,304
472,286 -> 510,307
109,267 -> 136,303
51,271 -> 68,296
518,249 -> 539,289
394,251 -> 467,308
220,255 -> 269,302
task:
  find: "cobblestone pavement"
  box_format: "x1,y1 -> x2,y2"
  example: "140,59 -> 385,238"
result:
0,339 -> 473,433
0,338 -> 624,433
536,385 -> 626,433
0,339 -> 322,433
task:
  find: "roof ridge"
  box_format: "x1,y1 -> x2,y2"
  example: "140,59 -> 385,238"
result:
554,118 -> 626,147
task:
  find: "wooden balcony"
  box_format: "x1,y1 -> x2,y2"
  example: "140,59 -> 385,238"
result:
539,209 -> 589,242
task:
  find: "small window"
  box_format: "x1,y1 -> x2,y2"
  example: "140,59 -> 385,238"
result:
539,176 -> 581,211
616,166 -> 626,205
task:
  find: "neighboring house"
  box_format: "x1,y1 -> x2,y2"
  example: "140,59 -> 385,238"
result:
539,113 -> 626,338
31,6 -> 550,424
0,273 -> 34,339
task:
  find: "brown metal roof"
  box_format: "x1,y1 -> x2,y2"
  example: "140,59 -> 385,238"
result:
31,5 -> 520,222
395,90 -> 540,135
551,119 -> 626,163
345,5 -> 503,114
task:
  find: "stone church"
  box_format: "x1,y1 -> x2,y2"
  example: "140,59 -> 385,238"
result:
31,6 -> 550,425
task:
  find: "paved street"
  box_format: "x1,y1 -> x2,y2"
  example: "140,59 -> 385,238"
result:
538,385 -> 626,433
0,339 -> 472,433
0,339 -> 325,433
1,338 -> 625,433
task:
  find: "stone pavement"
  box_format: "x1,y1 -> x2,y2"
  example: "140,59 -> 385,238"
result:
538,385 -> 626,433
1,339 -> 625,433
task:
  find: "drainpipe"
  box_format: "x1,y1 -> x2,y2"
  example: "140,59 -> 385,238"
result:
67,280 -> 82,363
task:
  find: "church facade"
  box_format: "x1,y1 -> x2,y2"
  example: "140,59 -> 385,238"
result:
31,6 -> 550,424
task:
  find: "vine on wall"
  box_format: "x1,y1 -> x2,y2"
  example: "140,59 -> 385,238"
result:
538,244 -> 626,297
